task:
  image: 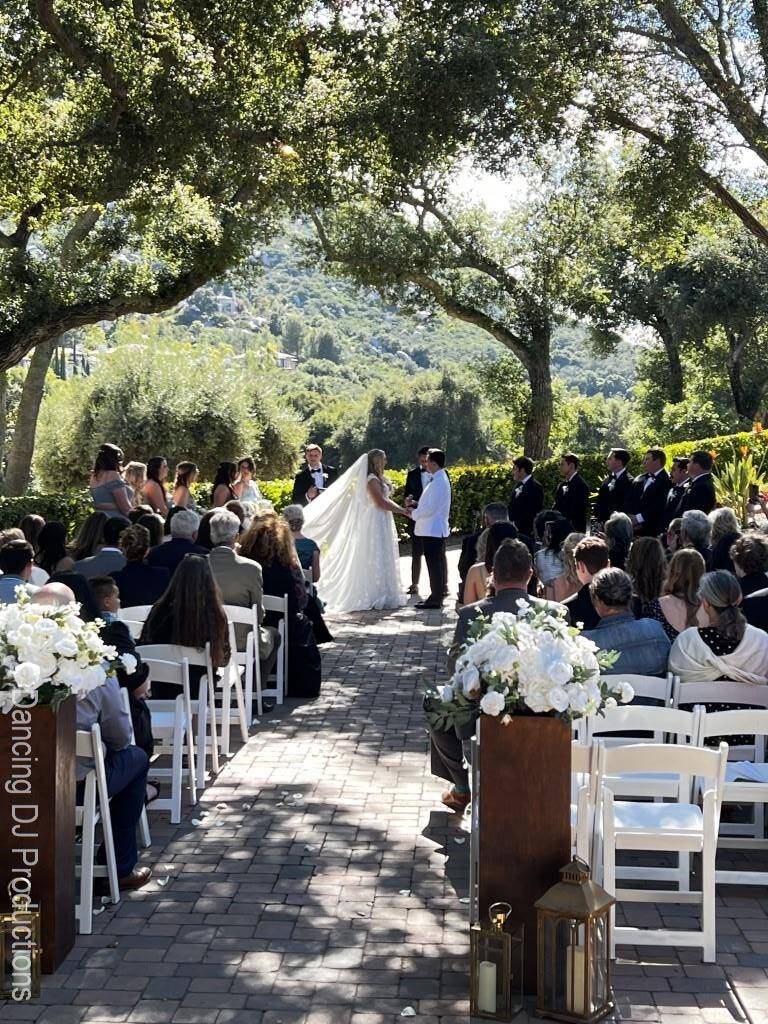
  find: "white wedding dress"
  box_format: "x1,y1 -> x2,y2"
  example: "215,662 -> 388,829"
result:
302,454 -> 406,614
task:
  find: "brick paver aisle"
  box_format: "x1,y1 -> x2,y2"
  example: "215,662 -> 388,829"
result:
5,555 -> 768,1024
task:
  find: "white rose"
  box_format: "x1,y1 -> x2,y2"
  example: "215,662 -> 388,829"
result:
439,684 -> 455,702
604,696 -> 618,710
457,664 -> 481,696
121,653 -> 138,675
548,660 -> 573,687
619,682 -> 635,704
480,691 -> 506,717
54,636 -> 78,658
568,689 -> 589,713
13,662 -> 41,692
84,631 -> 106,653
547,686 -> 570,712
27,651 -> 57,680
55,660 -> 84,691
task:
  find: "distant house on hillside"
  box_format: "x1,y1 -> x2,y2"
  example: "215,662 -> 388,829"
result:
276,351 -> 299,370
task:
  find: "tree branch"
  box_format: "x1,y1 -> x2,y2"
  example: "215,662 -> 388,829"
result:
60,208 -> 101,259
0,203 -> 45,250
752,0 -> 768,79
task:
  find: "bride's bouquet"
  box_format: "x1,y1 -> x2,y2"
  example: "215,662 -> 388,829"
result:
425,600 -> 633,734
0,591 -> 130,712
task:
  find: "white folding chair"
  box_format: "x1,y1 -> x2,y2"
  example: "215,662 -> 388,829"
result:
571,742 -> 597,864
262,593 -> 288,704
698,707 -> 768,885
469,732 -> 479,924
601,673 -> 673,706
597,741 -> 728,961
139,643 -> 218,794
118,688 -> 151,848
223,603 -> 261,726
672,678 -> 768,713
75,725 -> 120,934
140,653 -> 197,822
119,605 -> 153,641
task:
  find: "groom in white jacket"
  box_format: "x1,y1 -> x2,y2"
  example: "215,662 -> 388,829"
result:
409,449 -> 451,610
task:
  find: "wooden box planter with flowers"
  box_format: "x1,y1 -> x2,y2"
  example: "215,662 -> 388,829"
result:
0,592 -> 128,980
425,601 -> 634,997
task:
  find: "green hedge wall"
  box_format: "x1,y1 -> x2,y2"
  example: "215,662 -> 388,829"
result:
6,430 -> 767,539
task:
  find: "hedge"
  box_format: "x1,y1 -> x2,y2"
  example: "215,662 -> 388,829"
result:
7,429 -> 766,539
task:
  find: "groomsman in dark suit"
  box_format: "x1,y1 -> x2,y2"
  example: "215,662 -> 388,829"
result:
552,453 -> 591,532
627,447 -> 671,537
291,444 -> 338,506
405,446 -> 431,595
661,457 -> 689,532
594,448 -> 634,528
508,456 -> 544,537
678,450 -> 716,515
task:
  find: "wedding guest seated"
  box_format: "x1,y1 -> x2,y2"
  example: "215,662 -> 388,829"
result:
146,509 -> 207,574
90,443 -> 134,518
563,537 -> 609,630
110,525 -> 170,607
452,539 -> 534,659
644,549 -> 708,642
730,533 -> 768,597
73,652 -> 151,891
239,514 -> 321,698
74,516 -> 130,578
195,509 -> 216,551
211,461 -> 238,507
30,581 -> 76,607
670,570 -> 768,684
71,511 -> 109,562
457,502 -> 509,604
140,555 -> 230,700
681,509 -> 712,568
282,504 -> 320,580
0,540 -> 37,603
89,576 -> 154,771
0,527 -> 48,586
225,500 -> 246,529
49,571 -> 100,620
534,518 -> 572,597
136,512 -> 165,550
35,521 -> 75,575
627,536 -> 667,618
583,568 -> 670,676
552,531 -> 586,603
207,510 -> 280,685
463,521 -> 520,607
19,513 -> 44,551
709,507 -> 741,573
604,511 -> 633,572
127,504 -> 153,524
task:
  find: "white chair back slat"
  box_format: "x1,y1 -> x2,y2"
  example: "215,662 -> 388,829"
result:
601,673 -> 673,705
673,679 -> 768,710
119,605 -> 153,624
586,704 -> 700,747
261,593 -> 288,704
75,724 -> 119,934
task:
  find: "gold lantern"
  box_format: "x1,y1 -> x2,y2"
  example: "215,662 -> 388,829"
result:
470,902 -> 524,1021
0,909 -> 41,1000
535,857 -> 614,1023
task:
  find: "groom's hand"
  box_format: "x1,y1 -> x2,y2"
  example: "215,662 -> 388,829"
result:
307,485 -> 319,501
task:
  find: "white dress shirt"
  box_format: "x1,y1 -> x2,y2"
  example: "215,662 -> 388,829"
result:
412,469 -> 451,538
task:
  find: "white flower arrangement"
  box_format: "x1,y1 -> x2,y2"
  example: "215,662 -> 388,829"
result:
0,591 -> 127,712
425,600 -> 633,733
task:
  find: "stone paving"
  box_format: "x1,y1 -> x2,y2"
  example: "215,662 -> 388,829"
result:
4,550 -> 768,1024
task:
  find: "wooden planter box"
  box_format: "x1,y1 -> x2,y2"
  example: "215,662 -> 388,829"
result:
477,715 -> 571,995
0,697 -> 76,973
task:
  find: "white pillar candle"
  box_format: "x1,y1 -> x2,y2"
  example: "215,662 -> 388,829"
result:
478,960 -> 497,1013
566,944 -> 586,1015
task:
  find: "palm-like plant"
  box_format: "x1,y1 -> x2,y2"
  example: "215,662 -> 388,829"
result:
714,446 -> 768,527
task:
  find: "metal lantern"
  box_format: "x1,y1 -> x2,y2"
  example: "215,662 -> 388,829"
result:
535,857 -> 614,1023
470,902 -> 524,1021
1,909 -> 41,1000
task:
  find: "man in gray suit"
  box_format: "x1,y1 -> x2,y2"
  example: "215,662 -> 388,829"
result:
207,510 -> 280,692
435,539 -> 536,813
74,517 -> 129,578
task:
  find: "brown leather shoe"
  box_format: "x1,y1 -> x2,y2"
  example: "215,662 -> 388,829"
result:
118,865 -> 152,891
441,789 -> 471,813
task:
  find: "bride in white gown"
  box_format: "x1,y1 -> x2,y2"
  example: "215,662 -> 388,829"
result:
301,449 -> 409,614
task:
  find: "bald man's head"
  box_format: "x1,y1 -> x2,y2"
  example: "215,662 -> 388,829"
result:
30,582 -> 76,608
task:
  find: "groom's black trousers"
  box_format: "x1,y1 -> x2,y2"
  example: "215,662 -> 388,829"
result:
421,535 -> 446,604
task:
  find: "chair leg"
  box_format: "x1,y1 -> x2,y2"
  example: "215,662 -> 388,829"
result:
220,671 -> 232,758
233,665 -> 248,743
196,692 -> 208,793
77,780 -> 97,935
208,675 -> 220,777
171,708 -> 183,825
95,765 -> 120,904
702,842 -> 716,962
254,656 -> 263,720
139,807 -> 151,849
678,851 -> 690,892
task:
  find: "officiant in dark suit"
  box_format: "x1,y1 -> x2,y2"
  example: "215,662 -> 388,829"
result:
678,450 -> 716,515
627,447 -> 671,537
507,456 -> 544,537
553,453 -> 590,532
595,448 -> 633,527
405,446 -> 431,595
292,444 -> 338,506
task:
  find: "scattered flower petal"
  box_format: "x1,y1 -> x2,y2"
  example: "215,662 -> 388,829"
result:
92,907 -> 105,916
191,818 -> 203,826
400,1008 -> 417,1018
157,877 -> 170,887
459,897 -> 470,904
398,889 -> 411,896
453,837 -> 466,845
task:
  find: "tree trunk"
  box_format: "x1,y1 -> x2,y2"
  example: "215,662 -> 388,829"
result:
724,329 -> 765,422
653,318 -> 684,404
521,321 -> 553,459
4,338 -> 57,496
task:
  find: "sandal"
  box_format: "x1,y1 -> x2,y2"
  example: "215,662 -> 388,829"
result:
145,780 -> 161,805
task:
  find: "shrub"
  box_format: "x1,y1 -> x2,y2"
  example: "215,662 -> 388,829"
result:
0,492 -> 92,536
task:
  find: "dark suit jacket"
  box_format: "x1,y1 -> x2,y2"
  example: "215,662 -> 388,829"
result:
74,548 -> 126,579
740,572 -> 768,598
405,465 -> 427,504
553,473 -> 590,533
678,473 -> 716,515
508,477 -> 544,537
100,618 -> 152,754
110,562 -> 170,608
661,483 -> 688,532
595,470 -> 633,525
627,469 -> 671,537
562,583 -> 600,630
146,538 -> 209,575
743,592 -> 768,633
452,587 -> 532,658
291,464 -> 338,506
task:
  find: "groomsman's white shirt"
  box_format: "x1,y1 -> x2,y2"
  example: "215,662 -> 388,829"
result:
412,468 -> 451,538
